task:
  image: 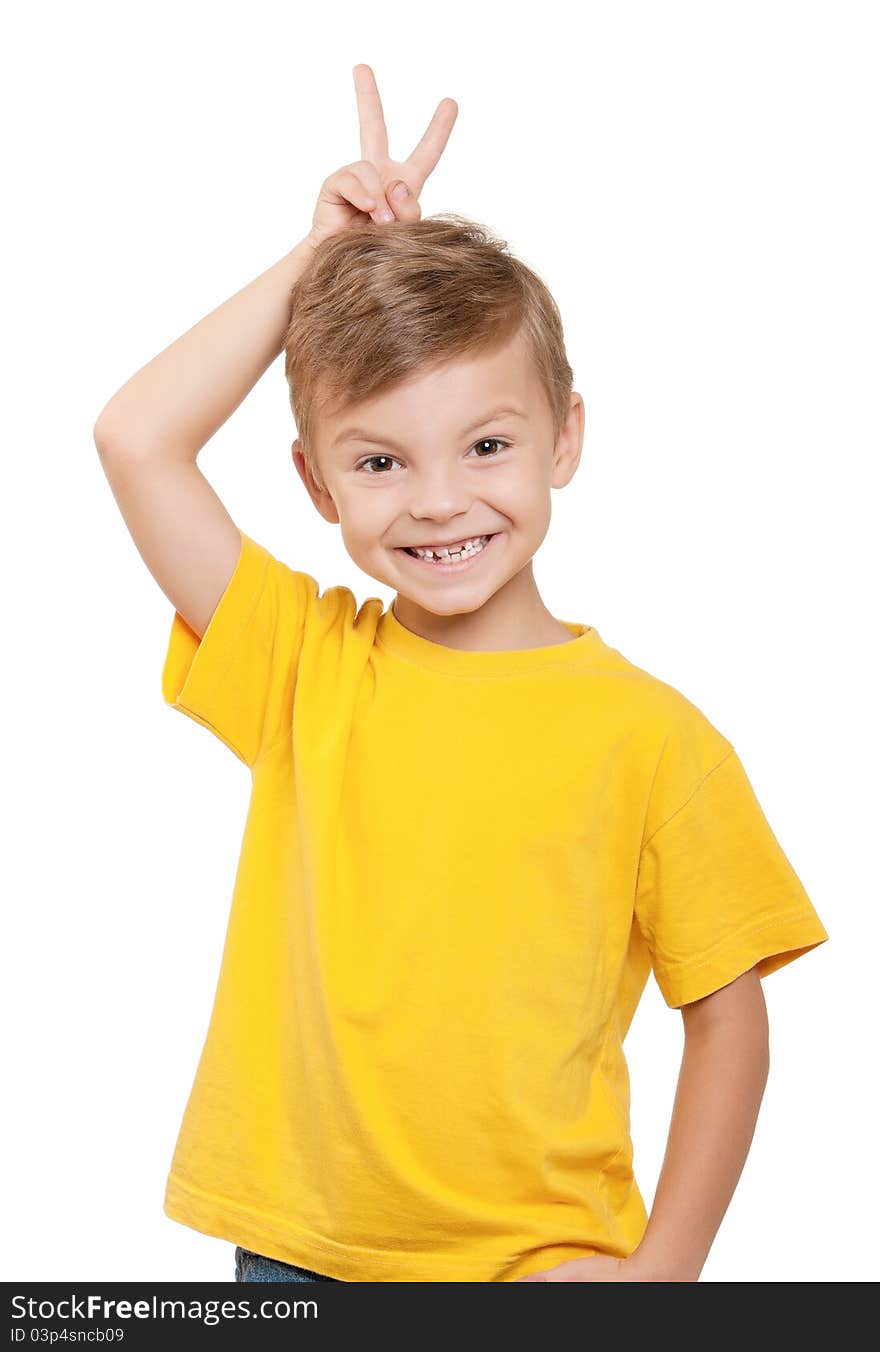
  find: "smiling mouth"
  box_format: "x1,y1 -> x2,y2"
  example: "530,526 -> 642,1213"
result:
394,533 -> 500,570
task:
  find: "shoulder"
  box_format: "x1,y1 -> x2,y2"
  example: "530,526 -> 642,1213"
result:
253,536 -> 385,641
588,636 -> 734,795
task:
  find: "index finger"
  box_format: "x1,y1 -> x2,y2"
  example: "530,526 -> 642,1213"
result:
406,97 -> 459,182
353,64 -> 389,164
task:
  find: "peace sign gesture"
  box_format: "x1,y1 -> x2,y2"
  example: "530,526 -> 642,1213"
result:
307,63 -> 459,249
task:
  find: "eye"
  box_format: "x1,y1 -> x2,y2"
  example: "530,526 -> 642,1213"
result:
354,438 -> 509,473
355,454 -> 403,474
468,437 -> 509,458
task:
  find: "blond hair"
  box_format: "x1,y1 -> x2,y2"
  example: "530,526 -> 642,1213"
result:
283,213 -> 574,492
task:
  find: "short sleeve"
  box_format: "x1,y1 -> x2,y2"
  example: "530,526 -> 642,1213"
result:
161,530 -> 321,768
635,722 -> 829,1009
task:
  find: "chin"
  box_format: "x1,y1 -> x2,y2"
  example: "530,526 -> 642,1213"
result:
407,591 -> 496,618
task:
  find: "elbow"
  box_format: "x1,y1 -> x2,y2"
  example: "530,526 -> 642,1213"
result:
93,402 -> 138,458
93,412 -> 119,458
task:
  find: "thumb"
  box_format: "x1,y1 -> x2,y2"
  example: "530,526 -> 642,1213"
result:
388,179 -> 420,221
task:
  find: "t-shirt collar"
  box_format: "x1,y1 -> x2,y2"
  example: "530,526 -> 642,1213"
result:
376,601 -> 603,676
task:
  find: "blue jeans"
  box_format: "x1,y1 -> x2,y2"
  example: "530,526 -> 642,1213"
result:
234,1245 -> 339,1282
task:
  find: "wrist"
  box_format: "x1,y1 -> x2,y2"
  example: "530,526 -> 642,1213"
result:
626,1244 -> 702,1283
284,236 -> 319,284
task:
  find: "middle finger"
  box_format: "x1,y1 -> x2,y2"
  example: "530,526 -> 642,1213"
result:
353,63 -> 390,164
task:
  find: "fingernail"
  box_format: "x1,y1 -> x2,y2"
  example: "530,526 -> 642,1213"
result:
377,208 -> 394,223
391,181 -> 409,202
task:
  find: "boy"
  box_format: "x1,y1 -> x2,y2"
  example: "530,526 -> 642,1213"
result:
94,65 -> 829,1284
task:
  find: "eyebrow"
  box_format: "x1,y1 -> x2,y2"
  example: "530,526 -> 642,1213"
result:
332,404 -> 528,451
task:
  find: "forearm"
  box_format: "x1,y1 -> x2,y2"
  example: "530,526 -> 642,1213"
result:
631,1016 -> 770,1281
93,235 -> 317,460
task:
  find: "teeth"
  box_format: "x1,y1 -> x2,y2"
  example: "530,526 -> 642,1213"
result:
409,534 -> 491,561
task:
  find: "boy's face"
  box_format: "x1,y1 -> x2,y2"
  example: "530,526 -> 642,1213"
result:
292,328 -> 584,618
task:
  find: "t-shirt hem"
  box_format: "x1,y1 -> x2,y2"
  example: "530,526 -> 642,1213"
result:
164,1171 -> 536,1282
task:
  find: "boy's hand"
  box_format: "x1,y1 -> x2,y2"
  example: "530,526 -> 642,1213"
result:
515,1256 -> 628,1282
307,63 -> 458,249
515,1253 -> 687,1282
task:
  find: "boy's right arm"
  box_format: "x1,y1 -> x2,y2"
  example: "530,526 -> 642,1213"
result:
95,64 -> 456,639
93,238 -> 319,640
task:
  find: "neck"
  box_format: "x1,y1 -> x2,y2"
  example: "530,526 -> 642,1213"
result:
392,559 -> 574,653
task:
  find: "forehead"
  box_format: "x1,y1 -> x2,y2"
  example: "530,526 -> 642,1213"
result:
324,329 -> 544,446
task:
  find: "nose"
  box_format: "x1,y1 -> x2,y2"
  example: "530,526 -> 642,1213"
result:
406,462 -> 474,523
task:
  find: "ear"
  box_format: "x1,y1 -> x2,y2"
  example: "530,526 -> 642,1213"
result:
291,438 -> 340,524
551,393 -> 585,489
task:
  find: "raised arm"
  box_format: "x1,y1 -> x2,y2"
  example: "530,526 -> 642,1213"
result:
93,239 -> 318,638
94,63 -> 457,639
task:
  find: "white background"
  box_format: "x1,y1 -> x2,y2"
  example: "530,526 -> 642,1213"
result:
3,0 -> 877,1283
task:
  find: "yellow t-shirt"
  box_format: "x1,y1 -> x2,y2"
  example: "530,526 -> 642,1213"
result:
160,530 -> 829,1282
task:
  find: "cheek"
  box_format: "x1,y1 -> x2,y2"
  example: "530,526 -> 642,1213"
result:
498,476 -> 552,529
337,496 -> 393,550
